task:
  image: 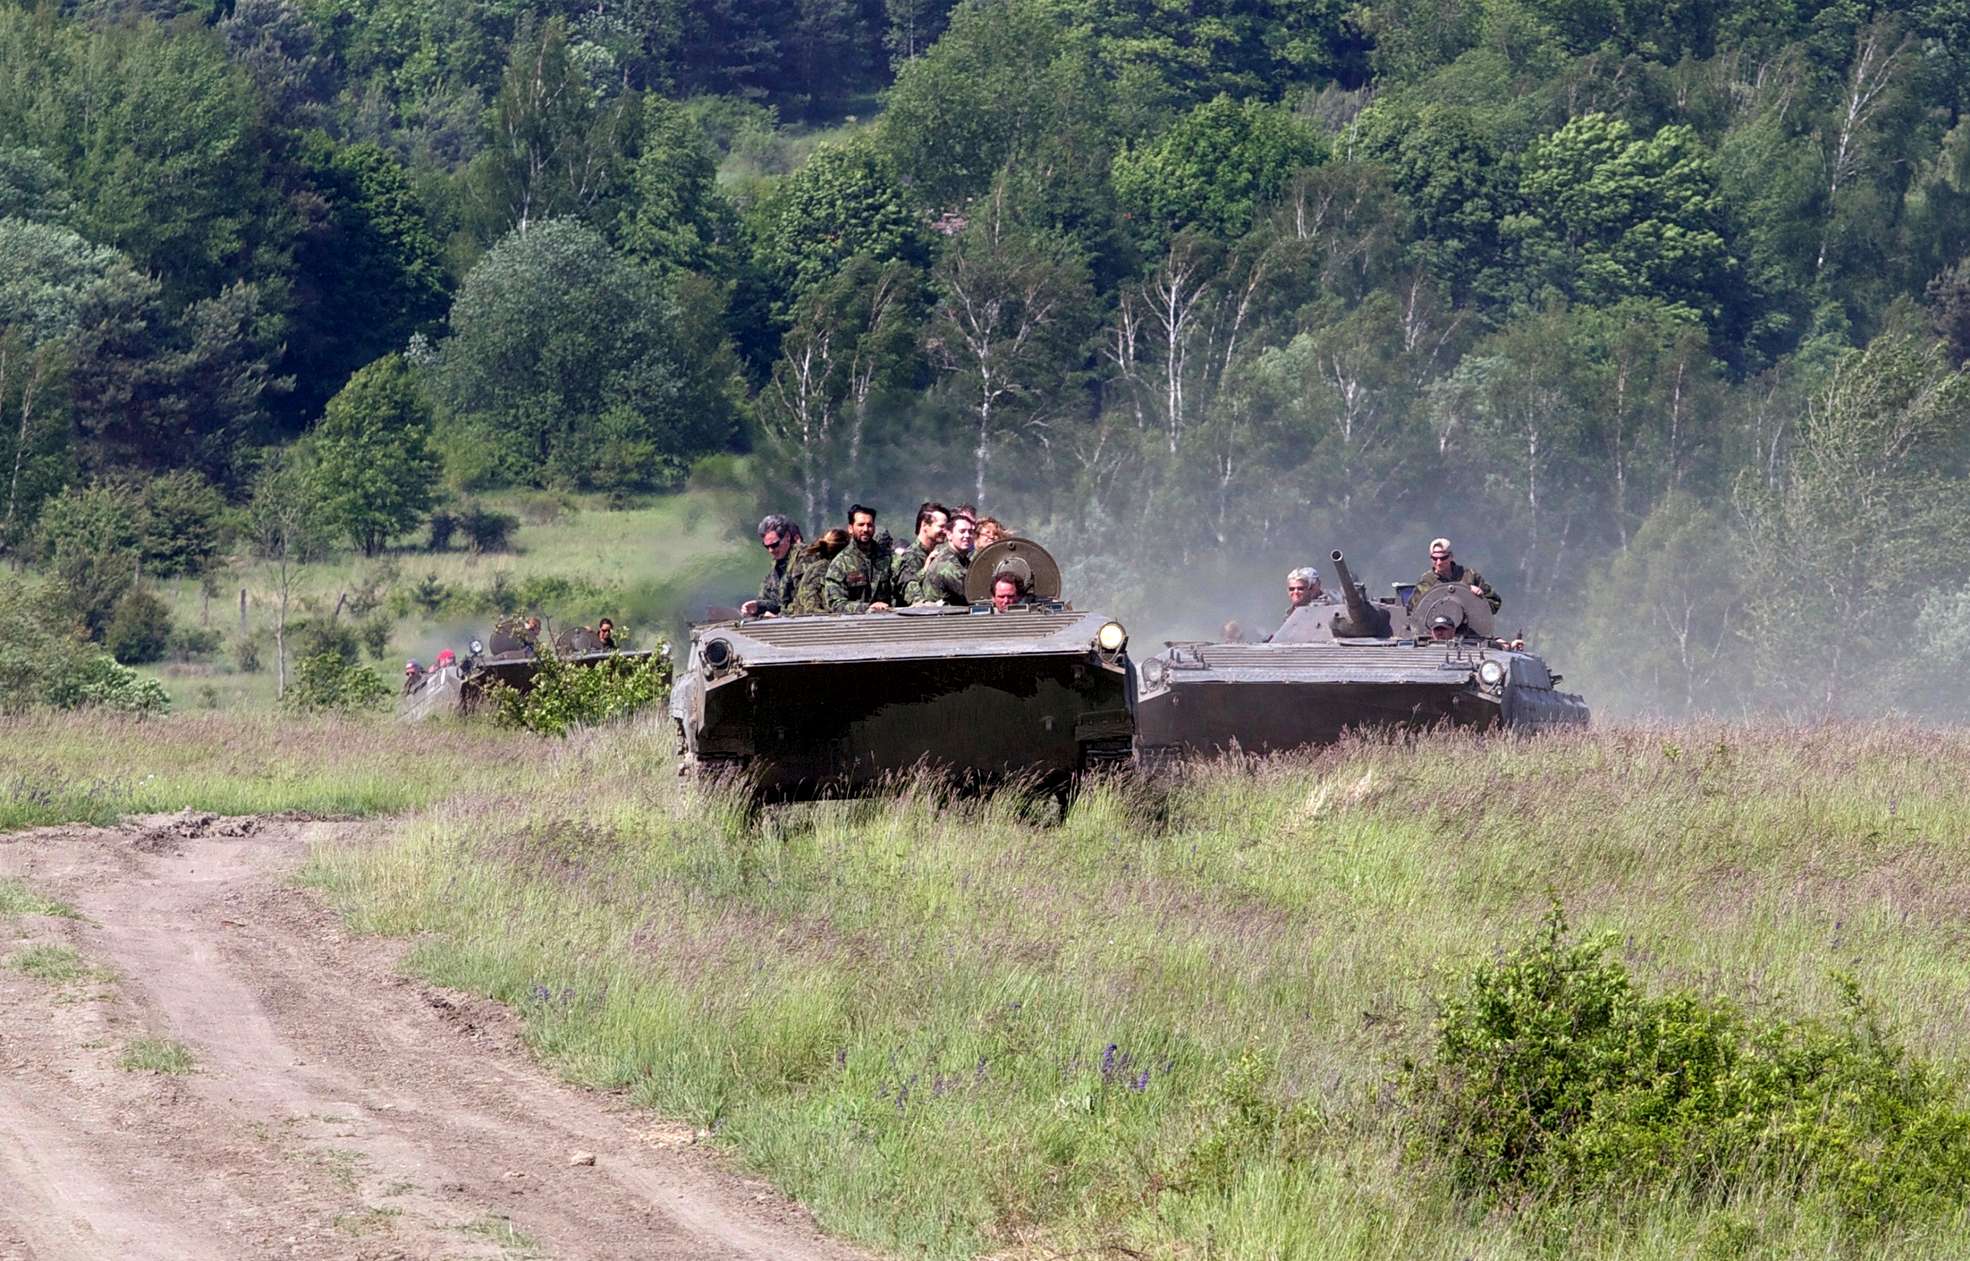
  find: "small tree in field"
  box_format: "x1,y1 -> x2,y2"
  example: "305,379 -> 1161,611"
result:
312,353 -> 438,555
248,451 -> 325,699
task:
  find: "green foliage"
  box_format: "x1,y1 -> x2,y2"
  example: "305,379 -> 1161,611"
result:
170,624 -> 223,660
0,9 -> 279,308
878,0 -> 1083,206
425,509 -> 458,552
751,139 -> 930,304
285,135 -> 450,421
1736,333 -> 1970,711
1509,114 -> 1738,329
0,145 -> 74,224
1113,95 -> 1326,244
105,587 -> 173,665
1,579 -> 172,714
0,218 -> 150,553
464,16 -> 641,244
619,97 -> 741,279
135,470 -> 228,578
295,617 -> 361,666
311,353 -> 439,555
434,219 -> 739,490
487,644 -> 673,735
231,632 -> 262,673
284,650 -> 390,713
36,482 -> 141,637
1575,492 -> 1744,717
1166,1051 -> 1323,1195
1405,905 -> 1970,1227
458,504 -> 518,553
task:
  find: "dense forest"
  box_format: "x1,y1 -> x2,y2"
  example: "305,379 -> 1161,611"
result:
4,0 -> 1970,714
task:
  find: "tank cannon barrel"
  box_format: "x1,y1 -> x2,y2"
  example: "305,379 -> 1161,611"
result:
1329,549 -> 1389,638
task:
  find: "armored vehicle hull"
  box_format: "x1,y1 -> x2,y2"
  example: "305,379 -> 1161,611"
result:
671,605 -> 1134,800
1134,638 -> 1587,761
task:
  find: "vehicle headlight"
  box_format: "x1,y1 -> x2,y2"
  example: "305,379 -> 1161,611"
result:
1478,659 -> 1507,688
702,637 -> 733,670
1141,658 -> 1166,687
1096,621 -> 1128,653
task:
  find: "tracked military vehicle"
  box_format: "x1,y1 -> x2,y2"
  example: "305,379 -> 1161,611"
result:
1134,549 -> 1588,761
671,539 -> 1134,801
397,617 -> 655,720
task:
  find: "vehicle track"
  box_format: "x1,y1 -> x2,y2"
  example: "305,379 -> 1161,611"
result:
0,814 -> 866,1261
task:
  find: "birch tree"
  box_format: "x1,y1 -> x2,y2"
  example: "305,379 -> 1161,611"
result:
928,185 -> 1092,505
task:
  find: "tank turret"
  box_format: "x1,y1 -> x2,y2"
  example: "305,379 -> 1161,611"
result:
1328,549 -> 1391,638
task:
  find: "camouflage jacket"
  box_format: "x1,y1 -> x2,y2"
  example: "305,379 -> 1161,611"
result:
756,549 -> 799,614
822,540 -> 895,613
907,543 -> 972,606
892,540 -> 936,599
1413,561 -> 1501,613
786,548 -> 836,614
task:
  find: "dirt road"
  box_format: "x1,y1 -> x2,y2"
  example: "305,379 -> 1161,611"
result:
0,814 -> 868,1261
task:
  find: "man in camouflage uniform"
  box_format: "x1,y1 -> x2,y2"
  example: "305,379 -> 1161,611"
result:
823,504 -> 896,613
743,513 -> 803,617
892,502 -> 948,599
1411,536 -> 1501,613
908,510 -> 977,605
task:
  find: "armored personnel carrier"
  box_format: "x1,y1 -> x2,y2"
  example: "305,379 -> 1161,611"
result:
671,539 -> 1134,801
1134,549 -> 1588,761
397,617 -> 655,720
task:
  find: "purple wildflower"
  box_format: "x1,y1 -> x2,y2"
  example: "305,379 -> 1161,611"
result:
1101,1043 -> 1118,1079
1132,1068 -> 1150,1091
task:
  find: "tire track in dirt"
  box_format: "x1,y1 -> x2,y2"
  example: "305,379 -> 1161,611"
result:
0,814 -> 870,1261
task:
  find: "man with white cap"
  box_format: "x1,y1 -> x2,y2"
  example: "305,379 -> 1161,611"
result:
1413,536 -> 1501,613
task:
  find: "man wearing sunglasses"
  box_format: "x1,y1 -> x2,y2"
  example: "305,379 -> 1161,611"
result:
742,513 -> 803,617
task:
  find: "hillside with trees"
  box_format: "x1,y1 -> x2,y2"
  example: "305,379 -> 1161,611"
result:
5,0 -> 1970,714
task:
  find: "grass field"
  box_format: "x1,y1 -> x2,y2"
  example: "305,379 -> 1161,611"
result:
268,719 -> 1970,1260
0,711 -> 533,830
135,488 -> 757,713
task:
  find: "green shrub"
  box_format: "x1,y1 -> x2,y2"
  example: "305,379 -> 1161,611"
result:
171,624 -> 223,659
426,510 -> 458,552
137,469 -> 227,578
0,578 -> 169,714
459,504 -> 519,553
410,573 -> 448,615
295,618 -> 361,665
43,654 -> 170,715
105,587 -> 173,664
1402,905 -> 1970,1228
356,612 -> 393,659
231,632 -> 261,673
1167,1051 -> 1323,1195
37,481 -> 141,636
487,644 -> 672,735
284,652 -> 390,713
